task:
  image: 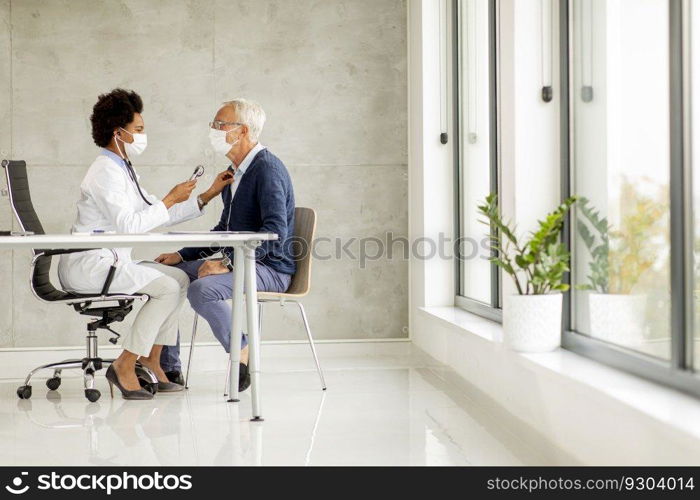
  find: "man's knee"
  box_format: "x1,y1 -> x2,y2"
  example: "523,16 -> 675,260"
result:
186,278 -> 211,308
187,277 -> 228,308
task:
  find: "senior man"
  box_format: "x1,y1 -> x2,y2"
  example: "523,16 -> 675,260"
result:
155,98 -> 296,391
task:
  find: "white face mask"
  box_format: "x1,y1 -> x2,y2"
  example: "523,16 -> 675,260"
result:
209,127 -> 239,156
117,128 -> 148,157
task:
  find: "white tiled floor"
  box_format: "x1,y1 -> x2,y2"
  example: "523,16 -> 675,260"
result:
0,347 -> 575,466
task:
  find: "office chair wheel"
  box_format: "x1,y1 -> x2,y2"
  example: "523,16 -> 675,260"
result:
16,385 -> 32,400
84,389 -> 101,402
46,377 -> 61,391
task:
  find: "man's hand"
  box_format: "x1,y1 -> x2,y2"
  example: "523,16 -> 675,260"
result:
155,252 -> 183,266
197,260 -> 229,278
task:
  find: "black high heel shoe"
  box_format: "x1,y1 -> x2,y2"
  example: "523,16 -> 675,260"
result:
105,365 -> 154,400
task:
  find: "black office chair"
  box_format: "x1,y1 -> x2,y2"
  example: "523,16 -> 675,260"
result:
2,159 -> 158,402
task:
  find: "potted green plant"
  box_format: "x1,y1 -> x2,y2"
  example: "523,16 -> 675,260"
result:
576,182 -> 665,344
478,194 -> 577,352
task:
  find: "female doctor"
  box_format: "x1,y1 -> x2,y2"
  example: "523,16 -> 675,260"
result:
58,89 -> 233,400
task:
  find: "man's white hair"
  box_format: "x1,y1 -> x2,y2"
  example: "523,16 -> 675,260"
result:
222,98 -> 266,142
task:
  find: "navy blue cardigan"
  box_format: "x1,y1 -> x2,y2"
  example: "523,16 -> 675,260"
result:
178,149 -> 296,275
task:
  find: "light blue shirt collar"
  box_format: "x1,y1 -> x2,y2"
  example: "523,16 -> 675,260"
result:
229,143 -> 265,200
233,143 -> 265,176
101,147 -> 127,168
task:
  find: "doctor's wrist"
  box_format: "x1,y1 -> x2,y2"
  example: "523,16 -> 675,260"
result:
162,195 -> 176,209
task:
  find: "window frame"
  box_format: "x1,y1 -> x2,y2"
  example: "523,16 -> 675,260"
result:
453,0 -> 502,322
560,0 -> 700,398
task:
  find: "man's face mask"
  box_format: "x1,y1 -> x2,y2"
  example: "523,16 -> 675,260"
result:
209,126 -> 240,156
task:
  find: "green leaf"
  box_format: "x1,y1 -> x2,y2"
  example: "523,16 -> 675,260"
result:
477,194 -> 577,294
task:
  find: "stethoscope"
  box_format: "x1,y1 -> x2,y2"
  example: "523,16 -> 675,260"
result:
123,157 -> 154,206
226,165 -> 239,227
114,132 -> 154,206
123,160 -> 205,208
114,133 -> 207,207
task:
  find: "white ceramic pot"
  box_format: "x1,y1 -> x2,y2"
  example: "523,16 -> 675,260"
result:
502,293 -> 563,352
588,293 -> 647,344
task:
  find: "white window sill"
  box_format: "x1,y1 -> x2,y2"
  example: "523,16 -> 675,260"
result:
419,305 -> 700,442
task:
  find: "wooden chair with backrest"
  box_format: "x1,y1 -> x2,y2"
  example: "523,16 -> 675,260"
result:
184,207 -> 326,390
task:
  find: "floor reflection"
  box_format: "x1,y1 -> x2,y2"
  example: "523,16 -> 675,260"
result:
0,351 -> 572,466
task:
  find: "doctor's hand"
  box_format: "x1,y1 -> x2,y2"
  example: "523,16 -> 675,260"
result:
163,180 -> 197,208
155,253 -> 183,266
197,260 -> 229,278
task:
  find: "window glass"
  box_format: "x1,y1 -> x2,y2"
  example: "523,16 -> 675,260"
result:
458,0 -> 494,304
692,0 -> 700,369
570,0 -> 671,359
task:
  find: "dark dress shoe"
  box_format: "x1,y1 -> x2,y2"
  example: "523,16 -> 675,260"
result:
157,381 -> 185,392
165,370 -> 184,385
239,363 -> 251,392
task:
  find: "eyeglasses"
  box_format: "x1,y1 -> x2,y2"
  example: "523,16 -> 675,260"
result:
209,120 -> 243,130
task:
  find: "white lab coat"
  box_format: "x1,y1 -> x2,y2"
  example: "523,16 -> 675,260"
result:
58,153 -> 203,294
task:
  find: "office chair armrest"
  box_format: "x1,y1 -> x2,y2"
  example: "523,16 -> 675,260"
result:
37,248 -> 92,256
100,249 -> 119,296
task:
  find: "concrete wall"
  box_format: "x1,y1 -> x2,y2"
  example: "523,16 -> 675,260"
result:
0,0 -> 11,348
0,0 -> 408,348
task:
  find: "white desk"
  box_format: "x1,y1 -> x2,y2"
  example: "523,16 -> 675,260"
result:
0,232 -> 277,421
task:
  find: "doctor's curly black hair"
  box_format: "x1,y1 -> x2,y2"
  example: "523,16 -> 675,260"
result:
90,88 -> 143,147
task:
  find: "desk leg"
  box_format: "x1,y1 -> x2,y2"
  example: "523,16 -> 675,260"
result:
245,244 -> 263,421
227,247 -> 245,402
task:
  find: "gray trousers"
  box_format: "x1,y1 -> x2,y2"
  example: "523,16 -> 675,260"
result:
120,262 -> 190,357
160,259 -> 292,372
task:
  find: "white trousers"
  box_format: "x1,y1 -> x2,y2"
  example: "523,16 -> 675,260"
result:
120,262 -> 189,357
